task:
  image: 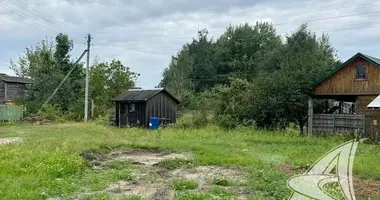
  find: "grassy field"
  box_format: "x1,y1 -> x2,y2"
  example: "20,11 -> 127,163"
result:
0,123 -> 380,200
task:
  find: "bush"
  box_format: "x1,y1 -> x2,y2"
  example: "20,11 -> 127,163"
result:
39,104 -> 62,121
94,114 -> 110,126
175,111 -> 211,129
216,115 -> 238,130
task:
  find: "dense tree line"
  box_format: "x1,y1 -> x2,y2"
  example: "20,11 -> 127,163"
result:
160,23 -> 339,134
11,33 -> 137,120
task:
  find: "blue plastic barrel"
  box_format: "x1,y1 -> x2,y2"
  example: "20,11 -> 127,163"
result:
149,117 -> 160,130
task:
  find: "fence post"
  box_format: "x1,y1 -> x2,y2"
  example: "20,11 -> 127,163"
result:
308,97 -> 313,137
363,115 -> 366,138
333,114 -> 336,134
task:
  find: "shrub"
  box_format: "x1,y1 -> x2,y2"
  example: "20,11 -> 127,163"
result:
175,111 -> 210,129
39,104 -> 62,121
216,114 -> 238,130
94,114 -> 110,126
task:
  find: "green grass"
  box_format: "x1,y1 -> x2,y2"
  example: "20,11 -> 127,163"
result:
172,179 -> 198,190
0,123 -> 379,199
212,177 -> 234,187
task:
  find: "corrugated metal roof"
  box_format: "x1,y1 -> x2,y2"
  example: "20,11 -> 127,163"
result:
368,95 -> 380,108
362,53 -> 380,66
0,74 -> 33,84
112,88 -> 180,103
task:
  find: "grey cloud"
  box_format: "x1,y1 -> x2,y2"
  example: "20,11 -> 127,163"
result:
1,0 -> 380,88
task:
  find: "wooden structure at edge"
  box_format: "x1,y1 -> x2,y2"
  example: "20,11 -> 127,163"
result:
308,53 -> 380,140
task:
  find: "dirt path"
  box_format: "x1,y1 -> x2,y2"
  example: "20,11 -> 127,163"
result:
0,137 -> 22,145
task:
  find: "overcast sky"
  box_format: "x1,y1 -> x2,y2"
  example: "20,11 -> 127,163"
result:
0,0 -> 379,88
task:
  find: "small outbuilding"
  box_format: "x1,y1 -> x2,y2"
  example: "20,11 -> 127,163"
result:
111,88 -> 180,128
0,73 -> 33,104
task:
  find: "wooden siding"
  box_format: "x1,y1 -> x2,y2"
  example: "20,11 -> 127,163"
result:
356,96 -> 380,140
312,57 -> 380,95
0,81 -> 4,103
118,102 -> 146,127
146,92 -> 177,127
6,82 -> 26,102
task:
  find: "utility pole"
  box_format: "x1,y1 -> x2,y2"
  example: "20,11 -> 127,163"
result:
84,33 -> 91,122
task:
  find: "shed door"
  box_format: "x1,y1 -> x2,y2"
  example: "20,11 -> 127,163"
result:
120,104 -> 128,127
120,103 -> 145,127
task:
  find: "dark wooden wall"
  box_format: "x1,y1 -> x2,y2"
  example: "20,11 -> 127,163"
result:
145,92 -> 177,127
0,81 -> 4,103
115,102 -> 120,126
7,82 -> 26,101
313,57 -> 380,95
356,95 -> 380,140
116,102 -> 146,127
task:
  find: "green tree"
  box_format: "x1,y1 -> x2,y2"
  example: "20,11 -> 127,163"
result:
90,60 -> 138,117
187,29 -> 217,92
251,24 -> 337,133
214,22 -> 282,80
10,33 -> 85,117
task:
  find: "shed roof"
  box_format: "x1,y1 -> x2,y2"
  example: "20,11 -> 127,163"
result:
112,88 -> 180,104
368,95 -> 380,108
312,52 -> 380,89
0,74 -> 33,84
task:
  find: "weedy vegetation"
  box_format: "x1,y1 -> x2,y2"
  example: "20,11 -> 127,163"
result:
1,123 -> 380,199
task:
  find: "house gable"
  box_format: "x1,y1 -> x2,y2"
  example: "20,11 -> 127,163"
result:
312,53 -> 380,96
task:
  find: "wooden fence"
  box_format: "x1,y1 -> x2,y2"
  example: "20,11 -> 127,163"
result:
0,105 -> 24,122
312,114 -> 365,135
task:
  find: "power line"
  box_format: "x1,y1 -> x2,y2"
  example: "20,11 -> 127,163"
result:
280,2 -> 380,18
0,10 -> 41,31
0,1 -> 57,33
274,10 -> 380,26
90,22 -> 380,51
7,0 -> 76,32
93,3 -> 380,35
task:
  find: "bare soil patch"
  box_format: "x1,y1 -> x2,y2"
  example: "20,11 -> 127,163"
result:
0,137 -> 22,145
109,148 -> 191,166
353,178 -> 380,197
78,148 -> 250,200
278,163 -> 380,198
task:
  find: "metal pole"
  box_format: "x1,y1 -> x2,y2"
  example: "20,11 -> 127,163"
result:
84,34 -> 91,122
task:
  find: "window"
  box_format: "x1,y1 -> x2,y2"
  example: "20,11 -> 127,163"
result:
129,103 -> 135,112
356,66 -> 367,80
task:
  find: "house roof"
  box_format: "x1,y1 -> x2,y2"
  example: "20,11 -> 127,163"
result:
367,95 -> 380,108
112,88 -> 180,104
0,74 -> 34,84
312,53 -> 380,89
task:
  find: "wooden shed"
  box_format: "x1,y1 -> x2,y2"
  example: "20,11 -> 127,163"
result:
0,73 -> 33,104
112,88 -> 180,128
308,53 -> 380,140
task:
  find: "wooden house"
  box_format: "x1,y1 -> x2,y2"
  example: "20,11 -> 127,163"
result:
308,53 -> 380,140
112,88 -> 180,128
0,73 -> 33,104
